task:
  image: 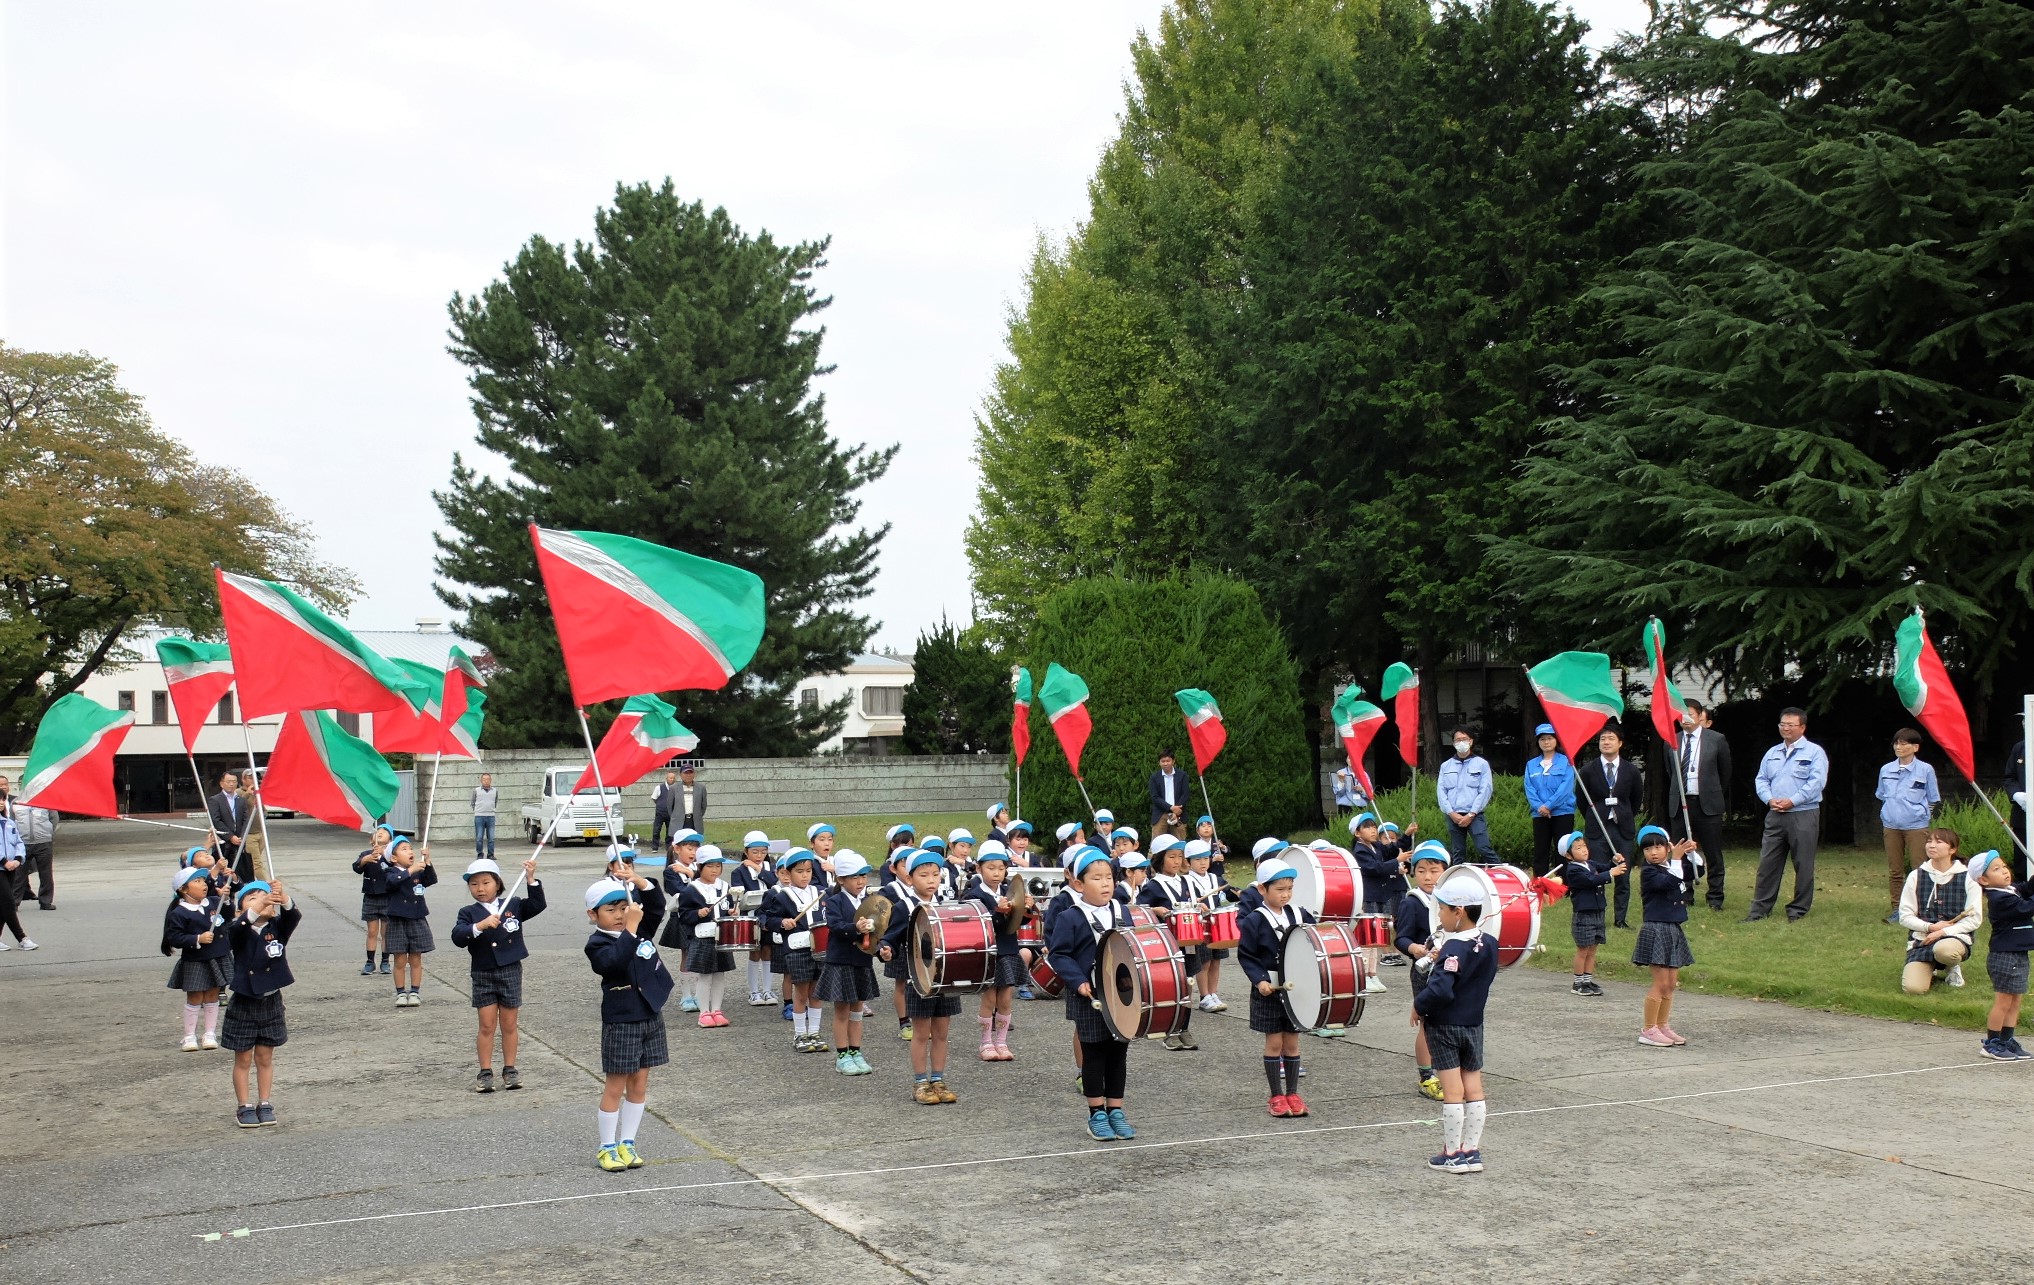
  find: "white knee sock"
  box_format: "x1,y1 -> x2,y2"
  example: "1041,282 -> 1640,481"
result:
1463,1100 -> 1487,1152
597,1107 -> 620,1147
680,970 -> 697,998
182,1003 -> 201,1038
746,961 -> 761,993
618,1096 -> 646,1143
201,1001 -> 220,1037
705,972 -> 727,1013
1441,1102 -> 1465,1154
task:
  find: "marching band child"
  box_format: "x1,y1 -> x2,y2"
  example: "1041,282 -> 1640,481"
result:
1396,842 -> 1451,1101
1412,878 -> 1497,1173
1240,855 -> 1315,1116
878,845 -> 915,1040
1055,823 -> 1084,866
659,828 -> 704,1013
584,864 -> 670,1172
1109,827 -> 1140,867
677,845 -> 736,1027
166,865 -> 229,1051
354,825 -> 393,976
1194,815 -> 1230,881
1972,849 -> 2034,1059
882,850 -> 961,1103
1186,839 -> 1229,1011
807,823 -> 837,888
382,835 -> 437,1007
223,879 -> 300,1128
1349,813 -> 1402,919
818,852 -> 882,1075
733,832 -> 779,1008
762,849 -> 827,1052
1118,849 -> 1152,900
452,855 -> 544,1093
1048,848 -> 1137,1141
1140,837 -> 1200,1051
1559,831 -> 1624,997
943,829 -> 976,900
1632,825 -> 1701,1047
986,802 -> 1012,846
965,845 -> 1026,1061
1092,809 -> 1117,853
1006,821 -> 1035,867
1376,821 -> 1412,967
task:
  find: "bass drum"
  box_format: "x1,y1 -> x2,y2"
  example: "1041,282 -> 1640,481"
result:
910,904 -> 999,996
1279,922 -> 1368,1031
1097,925 -> 1193,1040
1437,863 -> 1541,969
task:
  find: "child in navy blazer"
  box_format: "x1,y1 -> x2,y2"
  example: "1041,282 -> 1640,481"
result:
1970,850 -> 2034,1059
656,828 -> 702,1012
1238,856 -> 1317,1117
584,868 -> 670,1173
452,856 -> 545,1094
761,849 -> 828,1052
816,852 -> 884,1076
963,847 -> 1027,1062
166,864 -> 230,1051
382,835 -> 437,1008
1138,839 -> 1200,1052
1047,848 -> 1139,1143
1413,878 -> 1499,1174
354,825 -> 392,976
223,880 -> 301,1129
1394,842 -> 1450,1102
882,850 -> 961,1104
1631,826 -> 1701,1048
1557,831 -> 1624,997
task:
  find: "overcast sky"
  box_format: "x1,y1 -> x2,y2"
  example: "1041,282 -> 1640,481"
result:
6,0 -> 1648,654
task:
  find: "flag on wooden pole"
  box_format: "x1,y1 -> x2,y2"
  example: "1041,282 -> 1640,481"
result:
215,569 -> 429,718
18,694 -> 134,817
1894,607 -> 1976,781
1039,663 -> 1093,780
154,638 -> 234,754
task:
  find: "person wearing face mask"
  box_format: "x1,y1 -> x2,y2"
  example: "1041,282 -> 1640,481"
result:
1434,728 -> 1497,864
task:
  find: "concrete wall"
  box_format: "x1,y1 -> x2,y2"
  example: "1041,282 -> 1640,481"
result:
416,750 -> 1005,841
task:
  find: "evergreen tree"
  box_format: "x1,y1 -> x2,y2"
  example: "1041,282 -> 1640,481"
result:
434,182 -> 894,751
1498,0 -> 2034,699
899,618 -> 1008,756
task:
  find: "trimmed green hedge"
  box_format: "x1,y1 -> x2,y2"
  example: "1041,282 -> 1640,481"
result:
1354,776 -> 1541,861
1013,574 -> 1313,842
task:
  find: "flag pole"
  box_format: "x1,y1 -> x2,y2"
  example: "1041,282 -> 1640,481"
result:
1198,771 -> 1219,849
576,706 -> 633,902
184,747 -> 223,855
239,719 -> 280,884
1969,785 -> 2034,866
119,815 -> 216,835
1521,664 -> 1620,861
1014,761 -> 1022,831
1074,776 -> 1097,819
494,809 -> 566,910
420,749 -> 444,846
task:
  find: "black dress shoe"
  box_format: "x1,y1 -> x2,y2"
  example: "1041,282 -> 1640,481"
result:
1614,918 -> 1630,929
1741,914 -> 1766,923
1707,902 -> 1724,911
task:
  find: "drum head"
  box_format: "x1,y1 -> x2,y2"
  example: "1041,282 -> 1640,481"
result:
1280,925 -> 1326,1030
1291,849 -> 1327,917
909,904 -> 938,997
1100,930 -> 1142,1041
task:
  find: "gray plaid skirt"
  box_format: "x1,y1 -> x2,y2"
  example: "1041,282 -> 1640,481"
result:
360,893 -> 389,922
991,953 -> 1027,989
167,956 -> 230,992
683,939 -> 735,975
600,1014 -> 670,1074
1064,988 -> 1119,1043
1571,908 -> 1607,948
1988,949 -> 2030,995
769,942 -> 787,975
782,948 -> 821,985
1631,921 -> 1693,969
220,990 -> 288,1051
470,962 -> 523,1009
1426,1021 -> 1484,1072
906,988 -> 963,1019
882,953 -> 910,981
815,960 -> 879,1004
383,917 -> 435,955
1250,987 -> 1299,1034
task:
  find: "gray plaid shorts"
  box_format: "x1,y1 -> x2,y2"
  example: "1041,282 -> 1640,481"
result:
1425,1021 -> 1484,1072
470,962 -> 523,1009
1988,949 -> 2030,996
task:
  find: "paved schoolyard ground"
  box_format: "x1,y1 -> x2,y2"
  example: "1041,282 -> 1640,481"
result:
3,820 -> 2030,1284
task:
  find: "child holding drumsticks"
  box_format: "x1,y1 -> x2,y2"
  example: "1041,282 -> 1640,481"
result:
1239,856 -> 1317,1117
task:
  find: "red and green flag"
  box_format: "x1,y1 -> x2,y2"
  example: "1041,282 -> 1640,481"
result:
215,569 -> 430,718
1175,688 -> 1228,772
1526,651 -> 1625,758
263,710 -> 401,830
572,694 -> 699,792
529,526 -> 766,706
370,657 -> 448,755
1011,667 -> 1033,767
1642,618 -> 1690,745
1039,663 -> 1092,780
1331,686 -> 1387,797
1381,662 -> 1419,768
18,693 -> 135,817
154,637 -> 234,754
444,689 -> 487,760
438,647 -> 486,753
1894,608 -> 1976,781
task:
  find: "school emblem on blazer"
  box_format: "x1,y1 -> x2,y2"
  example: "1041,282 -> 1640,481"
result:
264,939 -> 284,958
635,940 -> 656,959
504,916 -> 521,934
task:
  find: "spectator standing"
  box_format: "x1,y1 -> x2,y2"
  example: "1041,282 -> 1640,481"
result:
1435,728 -> 1496,864
209,772 -> 252,873
676,765 -> 706,835
1876,729 -> 1940,921
1665,700 -> 1733,910
0,805 -> 34,949
1522,724 -> 1575,877
1575,725 -> 1643,928
1148,751 -> 1188,841
650,770 -> 679,849
12,794 -> 57,911
1331,756 -> 1365,815
1745,707 -> 1829,923
471,773 -> 499,859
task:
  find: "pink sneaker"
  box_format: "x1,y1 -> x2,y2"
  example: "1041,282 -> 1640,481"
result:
1638,1026 -> 1673,1047
711,1012 -> 731,1028
1660,1026 -> 1687,1046
699,1014 -> 715,1028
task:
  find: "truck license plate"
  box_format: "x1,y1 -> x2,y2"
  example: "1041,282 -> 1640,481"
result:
581,828 -> 600,838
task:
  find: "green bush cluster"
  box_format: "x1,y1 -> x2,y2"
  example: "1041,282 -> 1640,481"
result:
1356,776 -> 1541,861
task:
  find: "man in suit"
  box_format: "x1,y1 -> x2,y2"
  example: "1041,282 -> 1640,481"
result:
650,769 -> 679,849
1148,750 -> 1188,840
674,764 -> 706,837
209,771 -> 253,872
1576,724 -> 1644,927
1665,699 -> 1732,910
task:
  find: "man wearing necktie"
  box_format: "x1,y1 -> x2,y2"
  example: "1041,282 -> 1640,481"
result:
1665,700 -> 1733,910
209,773 -> 253,870
1576,725 -> 1644,927
1745,707 -> 1829,923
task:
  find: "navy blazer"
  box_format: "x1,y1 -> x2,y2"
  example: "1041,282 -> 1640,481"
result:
963,875 -> 1024,955
822,887 -> 886,964
676,878 -> 735,927
1138,874 -> 1191,919
584,883 -> 672,1023
1236,883 -> 1264,914
1238,903 -> 1315,988
1351,840 -> 1405,901
1562,856 -> 1616,913
759,884 -> 824,945
228,904 -> 303,997
1413,932 -> 1498,1026
354,849 -> 389,896
1984,881 -> 2034,952
382,861 -> 438,919
451,882 -> 548,969
1393,890 -> 1435,958
1046,897 -> 1134,991
1638,859 -> 1696,924
879,887 -> 934,965
166,896 -> 231,962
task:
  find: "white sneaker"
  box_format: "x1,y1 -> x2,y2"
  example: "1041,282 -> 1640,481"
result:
765,989 -> 782,1003
749,991 -> 772,1007
200,1034 -> 220,1050
1196,995 -> 1216,1012
395,993 -> 408,1007
180,1035 -> 200,1052
1948,965 -> 1966,988
18,938 -> 36,951
0,940 -> 11,951
1363,975 -> 1387,994
1206,995 -> 1227,1012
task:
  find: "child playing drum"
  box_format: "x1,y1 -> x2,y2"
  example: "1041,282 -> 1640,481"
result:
1185,840 -> 1231,1012
1138,838 -> 1201,1052
881,850 -> 961,1102
1047,848 -> 1139,1141
1239,856 -> 1315,1117
964,846 -> 1026,1061
1395,842 -> 1451,1102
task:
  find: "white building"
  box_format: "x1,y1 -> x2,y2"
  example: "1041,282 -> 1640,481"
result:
71,619 -> 484,813
795,653 -> 914,755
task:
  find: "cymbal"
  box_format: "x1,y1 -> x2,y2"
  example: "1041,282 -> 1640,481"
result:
1000,876 -> 1031,935
857,893 -> 893,952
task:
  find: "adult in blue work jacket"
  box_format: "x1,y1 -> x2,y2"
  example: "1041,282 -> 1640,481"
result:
1745,707 -> 1829,923
1436,728 -> 1497,864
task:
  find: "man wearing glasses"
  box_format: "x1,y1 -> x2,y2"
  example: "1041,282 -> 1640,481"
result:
1745,707 -> 1828,923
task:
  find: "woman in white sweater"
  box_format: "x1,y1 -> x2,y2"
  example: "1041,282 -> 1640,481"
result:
1896,828 -> 1982,995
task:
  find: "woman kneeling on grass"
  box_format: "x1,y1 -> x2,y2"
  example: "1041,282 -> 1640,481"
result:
1895,827 -> 1978,995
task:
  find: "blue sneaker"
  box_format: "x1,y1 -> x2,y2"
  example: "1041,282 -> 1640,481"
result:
359,959 -> 375,976
1428,1151 -> 1458,1171
256,1101 -> 277,1127
235,1104 -> 260,1129
679,995 -> 700,1014
2009,1038 -> 2034,1061
1983,1037 -> 2013,1060
1456,1148 -> 1483,1172
849,1051 -> 873,1075
1017,986 -> 1036,1001
782,1002 -> 794,1021
1087,1108 -> 1115,1141
1107,1107 -> 1136,1139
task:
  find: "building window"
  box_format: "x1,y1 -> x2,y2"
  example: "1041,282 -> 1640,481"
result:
151,691 -> 169,724
117,690 -> 136,713
799,687 -> 818,711
863,685 -> 904,717
336,711 -> 361,736
216,692 -> 236,724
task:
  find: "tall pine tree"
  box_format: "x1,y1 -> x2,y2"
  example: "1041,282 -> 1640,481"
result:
434,182 -> 894,752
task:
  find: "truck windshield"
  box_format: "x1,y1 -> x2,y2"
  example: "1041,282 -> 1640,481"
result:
549,773 -> 620,796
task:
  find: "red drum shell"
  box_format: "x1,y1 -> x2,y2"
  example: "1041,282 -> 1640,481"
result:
910,904 -> 999,996
1438,863 -> 1541,969
1028,950 -> 1063,998
1098,925 -> 1194,1040
1293,846 -> 1365,922
1206,908 -> 1242,949
717,917 -> 758,950
1171,907 -> 1208,945
811,923 -> 830,955
1352,913 -> 1395,949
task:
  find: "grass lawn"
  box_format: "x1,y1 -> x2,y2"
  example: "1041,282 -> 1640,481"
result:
1525,843 -> 1995,1030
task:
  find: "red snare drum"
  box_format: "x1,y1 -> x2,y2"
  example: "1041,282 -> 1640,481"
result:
1293,845 -> 1365,922
1438,863 -> 1541,969
717,916 -> 758,951
811,923 -> 830,955
910,904 -> 999,996
1279,922 -> 1368,1031
1018,913 -> 1046,953
1206,908 -> 1242,949
1171,907 -> 1208,946
1351,913 -> 1395,949
1097,925 -> 1193,1040
1124,904 -> 1159,929
1028,951 -> 1063,998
